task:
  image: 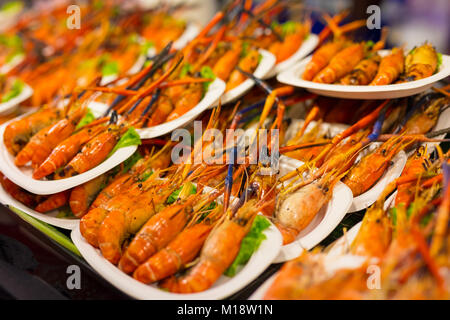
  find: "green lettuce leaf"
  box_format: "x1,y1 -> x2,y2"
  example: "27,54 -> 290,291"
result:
101,60 -> 119,77
180,63 -> 193,78
1,1 -> 23,13
1,79 -> 24,103
281,21 -> 297,36
200,66 -> 216,91
110,127 -> 142,155
241,41 -> 250,58
224,215 -> 271,277
140,40 -> 155,55
437,52 -> 442,70
75,108 -> 95,130
166,182 -> 197,204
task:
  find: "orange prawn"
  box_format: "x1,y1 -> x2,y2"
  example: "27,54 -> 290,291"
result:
118,192 -> 200,273
55,124 -> 121,179
165,83 -> 203,122
313,43 -> 366,84
35,191 -> 69,213
369,48 -> 404,85
343,136 -> 407,196
33,124 -> 105,180
226,49 -> 260,91
160,199 -> 261,293
14,107 -> 86,168
339,54 -> 381,85
3,108 -> 62,155
212,41 -> 243,81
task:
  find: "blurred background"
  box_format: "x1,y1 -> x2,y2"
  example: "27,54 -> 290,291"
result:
0,0 -> 447,52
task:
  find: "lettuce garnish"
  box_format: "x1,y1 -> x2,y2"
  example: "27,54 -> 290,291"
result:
75,108 -> 95,130
200,66 -> 216,91
224,215 -> 271,277
166,182 -> 197,204
1,78 -> 24,103
110,127 -> 142,155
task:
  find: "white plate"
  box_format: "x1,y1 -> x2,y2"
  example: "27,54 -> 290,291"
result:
0,83 -> 33,116
346,150 -> 407,212
0,183 -> 78,229
173,23 -> 199,50
273,156 -> 354,263
218,49 -> 276,106
137,78 -> 225,139
277,53 -> 450,99
0,117 -> 137,195
71,222 -> 282,300
263,33 -> 319,79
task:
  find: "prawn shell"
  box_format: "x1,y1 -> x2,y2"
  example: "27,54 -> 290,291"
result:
276,182 -> 329,232
133,223 -> 212,284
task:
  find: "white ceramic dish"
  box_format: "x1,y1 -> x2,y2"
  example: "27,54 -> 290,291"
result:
274,156 -> 353,263
218,49 -> 276,105
0,113 -> 137,195
71,221 -> 282,300
263,33 -> 319,79
173,23 -> 199,50
346,150 -> 407,213
0,183 -> 78,229
137,78 -> 225,139
277,53 -> 450,99
0,82 -> 33,116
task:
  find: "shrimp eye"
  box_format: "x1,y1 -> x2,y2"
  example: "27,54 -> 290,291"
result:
382,149 -> 387,156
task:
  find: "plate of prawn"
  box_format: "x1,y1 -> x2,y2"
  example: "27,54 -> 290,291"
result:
136,78 -> 225,139
71,221 -> 282,300
70,175 -> 283,299
0,106 -> 138,195
278,44 -> 450,99
218,49 -> 276,105
0,175 -> 78,229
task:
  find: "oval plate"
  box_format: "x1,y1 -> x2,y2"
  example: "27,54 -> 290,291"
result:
0,183 -> 78,229
218,49 -> 276,105
0,117 -> 137,195
263,33 -> 319,79
71,222 -> 282,300
277,53 -> 450,99
136,78 -> 225,139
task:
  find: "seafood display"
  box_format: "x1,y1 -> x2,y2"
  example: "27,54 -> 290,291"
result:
0,0 -> 449,300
